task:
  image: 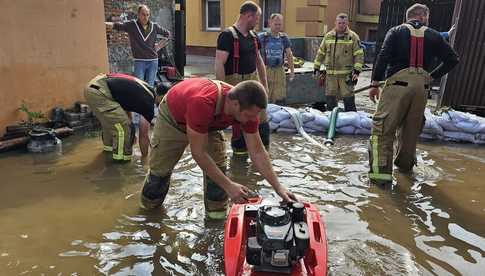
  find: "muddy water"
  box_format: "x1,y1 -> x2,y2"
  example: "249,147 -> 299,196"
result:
0,133 -> 484,275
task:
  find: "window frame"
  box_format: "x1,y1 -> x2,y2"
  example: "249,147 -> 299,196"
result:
205,0 -> 221,31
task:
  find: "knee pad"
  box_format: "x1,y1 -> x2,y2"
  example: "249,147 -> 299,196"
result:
141,173 -> 171,201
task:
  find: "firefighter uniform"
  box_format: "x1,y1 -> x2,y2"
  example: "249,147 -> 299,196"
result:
217,26 -> 270,154
84,73 -> 155,161
368,20 -> 459,184
313,28 -> 364,111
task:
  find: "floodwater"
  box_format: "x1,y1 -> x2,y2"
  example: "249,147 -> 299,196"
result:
0,131 -> 484,275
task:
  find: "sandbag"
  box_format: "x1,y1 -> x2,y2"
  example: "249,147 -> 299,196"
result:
359,112 -> 373,129
355,128 -> 371,135
277,127 -> 297,133
269,121 -> 279,131
270,109 -> 291,123
423,109 -> 444,136
304,120 -> 326,132
337,126 -> 356,134
312,114 -> 330,129
336,112 -> 361,128
301,112 -> 315,123
267,104 -> 281,113
279,119 -> 296,129
443,131 -> 477,143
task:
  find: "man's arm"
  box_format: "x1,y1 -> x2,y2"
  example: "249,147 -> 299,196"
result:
430,32 -> 459,79
256,51 -> 269,91
215,50 -> 229,81
138,116 -> 150,157
352,35 -> 364,81
244,131 -> 297,202
285,47 -> 295,81
187,126 -> 250,203
369,28 -> 396,103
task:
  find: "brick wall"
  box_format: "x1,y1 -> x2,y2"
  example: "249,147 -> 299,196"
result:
104,0 -> 174,73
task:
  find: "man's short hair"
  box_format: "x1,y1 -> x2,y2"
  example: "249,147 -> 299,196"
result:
406,4 -> 429,20
229,80 -> 267,110
240,1 -> 261,15
336,13 -> 349,20
138,4 -> 150,14
270,13 -> 283,20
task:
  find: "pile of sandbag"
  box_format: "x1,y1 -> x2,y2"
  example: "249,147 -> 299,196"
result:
267,104 -> 485,144
431,109 -> 485,144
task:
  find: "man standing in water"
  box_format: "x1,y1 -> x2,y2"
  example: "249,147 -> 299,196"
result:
215,1 -> 270,155
368,4 -> 458,184
105,5 -> 171,146
313,13 -> 364,112
258,13 -> 295,105
140,78 -> 297,219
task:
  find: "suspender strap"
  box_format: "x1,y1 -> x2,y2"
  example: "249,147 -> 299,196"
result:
210,80 -> 224,117
229,26 -> 240,74
228,26 -> 259,74
403,23 -> 427,69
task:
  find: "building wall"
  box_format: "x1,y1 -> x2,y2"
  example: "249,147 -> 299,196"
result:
104,0 -> 175,73
0,0 -> 109,136
186,0 -> 379,51
186,0 -> 327,50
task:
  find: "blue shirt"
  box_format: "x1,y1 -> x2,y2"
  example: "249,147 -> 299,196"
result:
258,32 -> 291,67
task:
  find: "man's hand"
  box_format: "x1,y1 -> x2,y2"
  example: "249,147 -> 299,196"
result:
226,182 -> 251,204
155,38 -> 169,52
352,73 -> 359,82
289,72 -> 295,82
369,87 -> 380,103
275,185 -> 298,202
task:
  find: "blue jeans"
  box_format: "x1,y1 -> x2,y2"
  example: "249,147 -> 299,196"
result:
134,59 -> 158,85
133,59 -> 158,125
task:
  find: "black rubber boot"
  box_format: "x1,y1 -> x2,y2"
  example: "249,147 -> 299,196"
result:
140,173 -> 171,209
205,166 -> 228,220
343,96 -> 357,112
259,122 -> 270,149
326,96 -> 338,111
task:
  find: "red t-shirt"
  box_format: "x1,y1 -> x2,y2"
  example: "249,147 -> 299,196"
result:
166,78 -> 259,133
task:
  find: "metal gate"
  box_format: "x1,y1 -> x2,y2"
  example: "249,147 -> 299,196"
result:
441,0 -> 485,112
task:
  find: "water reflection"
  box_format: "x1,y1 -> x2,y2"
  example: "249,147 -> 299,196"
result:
0,134 -> 484,275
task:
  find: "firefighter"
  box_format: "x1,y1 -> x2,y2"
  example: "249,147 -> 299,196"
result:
313,13 -> 364,112
139,78 -> 297,219
84,73 -> 168,161
215,1 -> 270,155
258,13 -> 295,104
368,4 -> 459,184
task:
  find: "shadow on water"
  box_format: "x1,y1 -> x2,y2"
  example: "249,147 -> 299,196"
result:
0,132 -> 484,275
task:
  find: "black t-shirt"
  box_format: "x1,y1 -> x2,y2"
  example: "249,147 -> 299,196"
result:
105,74 -> 155,122
217,27 -> 261,75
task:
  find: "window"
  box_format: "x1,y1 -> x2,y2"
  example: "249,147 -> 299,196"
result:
261,0 -> 281,29
205,0 -> 221,31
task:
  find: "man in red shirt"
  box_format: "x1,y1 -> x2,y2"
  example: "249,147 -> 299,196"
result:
141,78 -> 297,219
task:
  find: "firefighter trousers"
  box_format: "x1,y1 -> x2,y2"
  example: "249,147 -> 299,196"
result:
84,76 -> 134,161
368,68 -> 431,182
266,66 -> 286,103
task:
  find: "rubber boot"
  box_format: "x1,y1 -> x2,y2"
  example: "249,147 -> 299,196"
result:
326,96 -> 338,111
204,166 -> 228,220
140,173 -> 171,209
343,96 -> 357,112
231,125 -> 247,155
259,122 -> 270,149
